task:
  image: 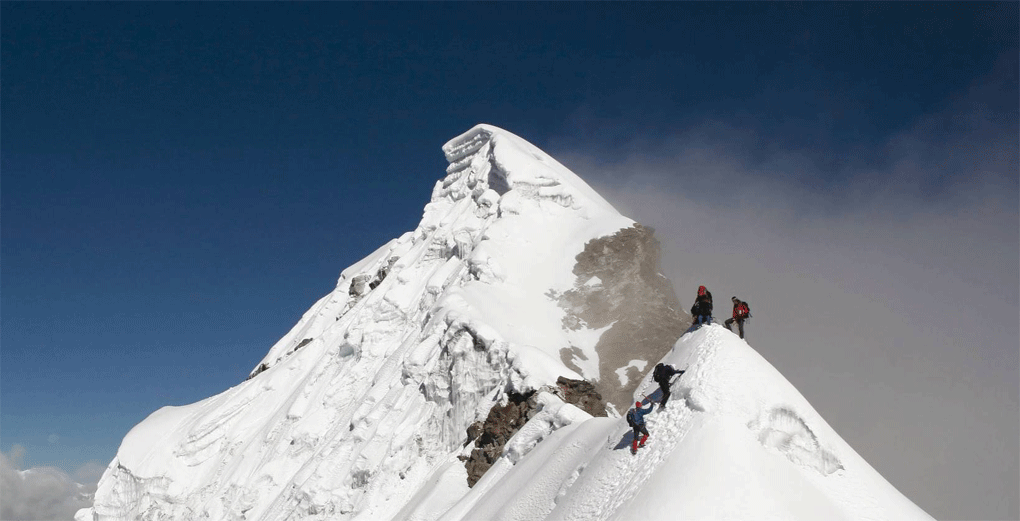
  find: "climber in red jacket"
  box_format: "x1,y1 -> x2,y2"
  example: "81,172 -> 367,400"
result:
724,296 -> 750,339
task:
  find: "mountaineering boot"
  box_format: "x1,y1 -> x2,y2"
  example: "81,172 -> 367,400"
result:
631,438 -> 639,454
639,434 -> 648,448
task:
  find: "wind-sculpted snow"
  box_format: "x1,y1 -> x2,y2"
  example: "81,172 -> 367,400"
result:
752,406 -> 844,476
80,125 -> 639,521
80,125 -> 929,521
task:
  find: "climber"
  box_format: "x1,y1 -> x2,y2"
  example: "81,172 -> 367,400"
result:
652,363 -> 685,407
724,296 -> 751,339
626,399 -> 654,454
690,285 -> 713,326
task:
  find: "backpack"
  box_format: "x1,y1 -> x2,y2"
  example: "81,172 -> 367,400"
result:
626,409 -> 638,428
741,301 -> 751,318
652,363 -> 668,383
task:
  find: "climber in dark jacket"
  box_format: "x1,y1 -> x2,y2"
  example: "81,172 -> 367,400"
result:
690,285 -> 713,326
652,363 -> 685,407
627,399 -> 654,454
725,296 -> 750,339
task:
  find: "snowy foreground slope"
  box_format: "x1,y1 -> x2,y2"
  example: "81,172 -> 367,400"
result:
79,125 -> 930,521
442,324 -> 932,521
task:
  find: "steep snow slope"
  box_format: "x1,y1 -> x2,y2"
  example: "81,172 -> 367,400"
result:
79,125 -> 929,521
79,125 -> 683,521
443,324 -> 932,521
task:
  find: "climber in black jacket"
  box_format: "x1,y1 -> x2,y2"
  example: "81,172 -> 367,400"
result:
690,285 -> 713,326
652,363 -> 685,407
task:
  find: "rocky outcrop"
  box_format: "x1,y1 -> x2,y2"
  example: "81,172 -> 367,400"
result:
555,376 -> 607,418
463,391 -> 535,487
558,224 -> 689,412
463,379 -> 608,487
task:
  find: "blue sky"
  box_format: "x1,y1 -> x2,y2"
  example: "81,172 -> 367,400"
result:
2,3 -> 1017,520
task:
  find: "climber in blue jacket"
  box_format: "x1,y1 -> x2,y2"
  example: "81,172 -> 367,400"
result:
626,399 -> 654,454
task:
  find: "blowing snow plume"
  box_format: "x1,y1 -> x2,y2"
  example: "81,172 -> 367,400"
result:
78,125 -> 930,521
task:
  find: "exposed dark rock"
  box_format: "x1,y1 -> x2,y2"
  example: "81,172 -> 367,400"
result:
557,224 -> 689,412
464,391 -> 536,487
465,421 -> 484,447
555,377 -> 608,417
246,363 -> 268,381
463,378 -> 608,487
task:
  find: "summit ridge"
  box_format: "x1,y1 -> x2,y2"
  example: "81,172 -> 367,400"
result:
78,125 -> 930,521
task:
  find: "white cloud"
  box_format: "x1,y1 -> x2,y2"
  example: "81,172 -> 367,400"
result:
74,461 -> 107,494
1,446 -> 98,521
549,58 -> 1018,521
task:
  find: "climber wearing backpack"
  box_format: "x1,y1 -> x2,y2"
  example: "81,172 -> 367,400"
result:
690,285 -> 713,326
626,399 -> 654,454
724,296 -> 750,339
652,363 -> 685,407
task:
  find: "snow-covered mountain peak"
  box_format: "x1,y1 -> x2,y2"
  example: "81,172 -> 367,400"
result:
80,125 -> 689,521
435,124 -> 620,217
78,125 -> 928,521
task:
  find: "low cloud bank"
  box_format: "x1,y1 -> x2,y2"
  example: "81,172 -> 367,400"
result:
551,56 -> 1018,521
1,445 -> 103,521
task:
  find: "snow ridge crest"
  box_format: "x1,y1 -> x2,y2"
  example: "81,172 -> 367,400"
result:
434,124 -> 620,216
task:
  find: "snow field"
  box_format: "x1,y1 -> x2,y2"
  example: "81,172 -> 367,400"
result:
81,125 -> 635,521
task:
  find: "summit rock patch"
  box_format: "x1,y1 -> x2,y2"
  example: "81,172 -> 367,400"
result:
557,224 -> 689,411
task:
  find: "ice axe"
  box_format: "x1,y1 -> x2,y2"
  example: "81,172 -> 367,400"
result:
667,369 -> 687,389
